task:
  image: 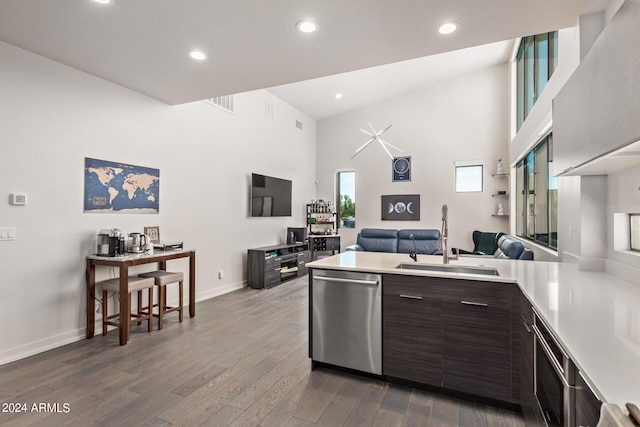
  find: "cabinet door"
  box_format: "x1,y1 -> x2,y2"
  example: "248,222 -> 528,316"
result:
383,275 -> 442,386
442,281 -> 512,402
575,371 -> 602,427
325,237 -> 340,251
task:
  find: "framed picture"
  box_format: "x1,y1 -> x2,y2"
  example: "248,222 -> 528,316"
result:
382,194 -> 420,220
392,156 -> 411,182
144,226 -> 160,243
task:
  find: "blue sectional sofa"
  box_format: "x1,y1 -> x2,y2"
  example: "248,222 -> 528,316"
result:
345,228 -> 442,255
346,228 -> 533,260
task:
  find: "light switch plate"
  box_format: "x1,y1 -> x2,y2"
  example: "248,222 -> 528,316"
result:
0,227 -> 16,241
10,193 -> 27,206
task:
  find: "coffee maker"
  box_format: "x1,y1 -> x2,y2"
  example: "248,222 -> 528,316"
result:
97,228 -> 124,256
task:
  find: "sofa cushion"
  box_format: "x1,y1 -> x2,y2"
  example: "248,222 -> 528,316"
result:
397,229 -> 441,255
494,235 -> 525,260
356,228 -> 399,253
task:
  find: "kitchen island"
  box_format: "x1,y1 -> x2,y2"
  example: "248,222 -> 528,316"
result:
308,251 -> 640,412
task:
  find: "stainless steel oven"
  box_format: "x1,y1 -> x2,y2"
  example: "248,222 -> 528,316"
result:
533,311 -> 575,427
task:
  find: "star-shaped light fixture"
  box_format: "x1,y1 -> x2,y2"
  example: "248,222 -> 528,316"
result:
351,123 -> 403,160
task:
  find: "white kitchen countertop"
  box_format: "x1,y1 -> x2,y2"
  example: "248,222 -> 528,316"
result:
308,251 -> 640,406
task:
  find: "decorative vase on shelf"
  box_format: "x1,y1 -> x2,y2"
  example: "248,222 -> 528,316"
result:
497,204 -> 505,216
496,157 -> 504,175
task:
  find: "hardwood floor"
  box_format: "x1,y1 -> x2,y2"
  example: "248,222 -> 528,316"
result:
0,276 -> 525,427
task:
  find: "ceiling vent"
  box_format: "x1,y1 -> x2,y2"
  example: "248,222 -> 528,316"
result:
203,95 -> 234,113
296,120 -> 303,130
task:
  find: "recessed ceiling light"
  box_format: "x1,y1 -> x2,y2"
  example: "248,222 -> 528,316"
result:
438,22 -> 458,35
335,93 -> 343,99
189,51 -> 207,61
93,0 -> 113,4
296,20 -> 318,33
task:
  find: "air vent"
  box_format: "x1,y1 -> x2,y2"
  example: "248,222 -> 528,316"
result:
296,120 -> 303,130
203,95 -> 235,113
265,101 -> 275,120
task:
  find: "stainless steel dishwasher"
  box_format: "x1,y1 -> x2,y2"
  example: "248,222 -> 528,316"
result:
311,269 -> 382,375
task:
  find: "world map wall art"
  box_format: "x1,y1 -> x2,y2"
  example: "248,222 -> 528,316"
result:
84,157 -> 159,214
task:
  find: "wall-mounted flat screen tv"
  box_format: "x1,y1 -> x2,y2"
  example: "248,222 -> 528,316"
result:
251,173 -> 292,217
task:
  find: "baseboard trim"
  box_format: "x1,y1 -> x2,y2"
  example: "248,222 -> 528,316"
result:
0,328 -> 85,366
0,280 -> 247,366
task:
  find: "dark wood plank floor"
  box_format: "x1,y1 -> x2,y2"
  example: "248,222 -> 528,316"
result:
0,276 -> 525,427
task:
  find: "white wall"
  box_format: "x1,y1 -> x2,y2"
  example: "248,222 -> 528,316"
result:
316,64 -> 510,251
606,165 -> 640,286
0,41 -> 317,364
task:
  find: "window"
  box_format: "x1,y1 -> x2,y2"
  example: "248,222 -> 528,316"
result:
336,171 -> 356,229
455,163 -> 483,192
515,134 -> 557,249
516,31 -> 558,130
631,214 -> 640,252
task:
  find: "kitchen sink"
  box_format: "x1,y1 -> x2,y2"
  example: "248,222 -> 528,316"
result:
394,263 -> 499,276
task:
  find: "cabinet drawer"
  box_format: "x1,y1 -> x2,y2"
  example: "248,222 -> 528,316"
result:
383,274 -> 444,297
325,237 -> 340,250
297,251 -> 311,262
265,256 -> 280,268
436,278 -> 511,310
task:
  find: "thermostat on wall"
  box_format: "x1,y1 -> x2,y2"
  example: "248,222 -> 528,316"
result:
10,193 -> 27,206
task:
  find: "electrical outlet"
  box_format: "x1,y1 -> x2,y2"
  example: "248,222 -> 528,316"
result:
0,227 -> 16,241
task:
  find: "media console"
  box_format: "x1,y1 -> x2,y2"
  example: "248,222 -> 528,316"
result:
247,243 -> 310,289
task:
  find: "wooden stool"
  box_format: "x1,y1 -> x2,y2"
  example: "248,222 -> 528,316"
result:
101,276 -> 155,339
138,271 -> 184,330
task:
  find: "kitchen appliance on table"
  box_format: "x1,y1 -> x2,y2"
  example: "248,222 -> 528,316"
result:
96,228 -> 125,256
127,232 -> 148,253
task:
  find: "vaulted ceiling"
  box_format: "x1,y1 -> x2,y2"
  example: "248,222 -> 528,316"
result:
0,0 -> 608,118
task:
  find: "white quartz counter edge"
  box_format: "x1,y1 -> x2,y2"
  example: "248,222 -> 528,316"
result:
307,251 -> 640,406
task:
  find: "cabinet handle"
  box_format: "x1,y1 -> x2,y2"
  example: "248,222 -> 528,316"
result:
400,294 -> 423,300
521,314 -> 532,333
461,301 -> 488,307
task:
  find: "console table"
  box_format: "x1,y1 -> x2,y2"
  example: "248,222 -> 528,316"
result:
86,249 -> 196,345
247,243 -> 310,289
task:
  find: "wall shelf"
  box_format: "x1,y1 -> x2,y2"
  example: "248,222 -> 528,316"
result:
492,174 -> 509,217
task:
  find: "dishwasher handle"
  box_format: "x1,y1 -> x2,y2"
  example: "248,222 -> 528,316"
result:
314,276 -> 379,286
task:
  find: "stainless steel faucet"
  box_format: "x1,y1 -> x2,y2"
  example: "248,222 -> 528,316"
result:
409,234 -> 418,262
440,204 -> 458,264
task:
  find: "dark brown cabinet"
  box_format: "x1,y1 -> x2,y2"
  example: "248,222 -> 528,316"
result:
382,274 -> 517,403
247,243 -> 310,289
575,371 -> 602,427
441,280 -> 513,402
383,275 -> 443,386
381,273 -> 604,423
